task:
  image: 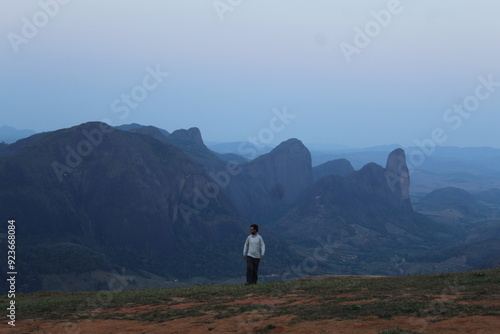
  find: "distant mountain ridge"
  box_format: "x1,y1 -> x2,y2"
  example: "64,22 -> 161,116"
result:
0,125 -> 37,144
305,145 -> 500,194
313,158 -> 355,181
414,186 -> 500,219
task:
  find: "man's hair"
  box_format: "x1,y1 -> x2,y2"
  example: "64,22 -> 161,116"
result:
250,224 -> 259,232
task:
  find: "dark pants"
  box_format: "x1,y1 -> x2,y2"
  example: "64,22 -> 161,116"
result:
246,256 -> 260,284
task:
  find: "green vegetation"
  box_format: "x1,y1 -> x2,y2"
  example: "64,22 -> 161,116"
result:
2,268 -> 499,326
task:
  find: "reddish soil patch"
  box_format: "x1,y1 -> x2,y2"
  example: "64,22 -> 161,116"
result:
6,274 -> 499,333
287,296 -> 319,306
9,314 -> 500,333
338,298 -> 381,305
226,296 -> 291,306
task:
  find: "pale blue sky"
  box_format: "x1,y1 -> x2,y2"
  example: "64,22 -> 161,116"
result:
1,0 -> 500,148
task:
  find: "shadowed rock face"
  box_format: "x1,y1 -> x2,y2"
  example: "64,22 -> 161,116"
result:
132,126 -> 315,223
384,148 -> 411,211
274,148 -> 418,244
245,138 -> 313,205
223,138 -> 314,222
321,148 -> 412,213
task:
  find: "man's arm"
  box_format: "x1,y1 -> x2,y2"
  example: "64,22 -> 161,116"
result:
260,236 -> 265,259
243,236 -> 249,259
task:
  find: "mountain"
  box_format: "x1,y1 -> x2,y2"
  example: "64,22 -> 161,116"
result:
207,141 -> 273,157
126,124 -> 171,141
2,122 -> 500,292
313,158 -> 355,181
222,138 -> 314,222
0,125 -> 37,143
308,145 -> 500,194
165,127 -> 225,168
245,138 -> 313,207
0,132 -> 49,157
310,147 -> 397,169
120,124 -> 246,167
274,149 -> 449,248
155,136 -> 500,195
414,187 -> 486,218
115,124 -> 313,222
114,123 -> 144,131
413,187 -> 500,221
0,122 -> 251,291
129,125 -> 314,223
408,186 -> 500,273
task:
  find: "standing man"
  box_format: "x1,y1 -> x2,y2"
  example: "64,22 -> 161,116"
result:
243,224 -> 265,285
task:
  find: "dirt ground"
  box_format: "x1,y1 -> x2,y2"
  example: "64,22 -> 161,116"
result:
6,292 -> 500,334
8,314 -> 500,333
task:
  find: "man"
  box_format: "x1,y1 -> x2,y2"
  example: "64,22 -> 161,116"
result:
243,224 -> 265,285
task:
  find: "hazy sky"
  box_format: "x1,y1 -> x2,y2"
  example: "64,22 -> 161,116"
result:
1,0 -> 499,148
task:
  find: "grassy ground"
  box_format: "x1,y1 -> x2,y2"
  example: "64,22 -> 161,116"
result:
2,268 -> 499,332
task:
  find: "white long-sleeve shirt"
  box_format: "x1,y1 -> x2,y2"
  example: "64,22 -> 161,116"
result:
243,233 -> 265,258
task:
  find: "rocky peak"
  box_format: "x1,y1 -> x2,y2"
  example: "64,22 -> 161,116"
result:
221,138 -> 314,222
384,148 -> 411,210
269,138 -> 308,155
245,138 -> 313,206
168,127 -> 205,148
